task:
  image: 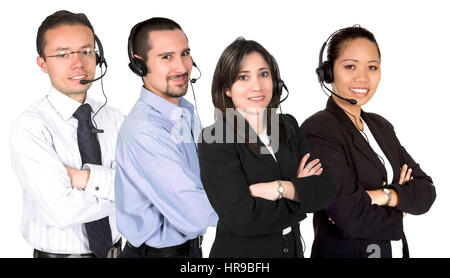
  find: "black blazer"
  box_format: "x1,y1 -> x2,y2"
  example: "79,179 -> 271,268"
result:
299,97 -> 436,258
198,114 -> 336,258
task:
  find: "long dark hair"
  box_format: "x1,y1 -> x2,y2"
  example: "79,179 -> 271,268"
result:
211,37 -> 287,153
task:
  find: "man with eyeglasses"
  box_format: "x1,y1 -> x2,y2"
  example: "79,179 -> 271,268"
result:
10,10 -> 124,258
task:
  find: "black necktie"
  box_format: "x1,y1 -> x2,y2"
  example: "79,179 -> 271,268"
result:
73,103 -> 113,258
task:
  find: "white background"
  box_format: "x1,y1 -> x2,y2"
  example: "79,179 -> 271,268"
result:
1,0 -> 449,258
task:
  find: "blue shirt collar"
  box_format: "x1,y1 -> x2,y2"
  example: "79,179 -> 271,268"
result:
139,86 -> 194,124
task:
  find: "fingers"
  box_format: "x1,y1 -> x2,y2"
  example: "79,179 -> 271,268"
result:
309,160 -> 322,175
399,164 -> 408,184
404,168 -> 413,182
314,167 -> 323,176
298,158 -> 321,177
399,164 -> 413,185
298,153 -> 310,174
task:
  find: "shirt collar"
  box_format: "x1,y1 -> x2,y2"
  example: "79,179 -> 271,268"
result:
47,86 -> 99,121
139,86 -> 194,124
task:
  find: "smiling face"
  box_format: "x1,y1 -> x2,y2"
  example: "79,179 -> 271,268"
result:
225,51 -> 273,113
141,29 -> 192,105
36,24 -> 96,103
332,37 -> 381,107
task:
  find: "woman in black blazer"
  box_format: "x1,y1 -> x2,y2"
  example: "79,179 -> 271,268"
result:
198,38 -> 336,258
300,26 -> 436,258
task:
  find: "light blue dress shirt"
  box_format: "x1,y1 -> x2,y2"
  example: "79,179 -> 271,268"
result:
115,87 -> 217,248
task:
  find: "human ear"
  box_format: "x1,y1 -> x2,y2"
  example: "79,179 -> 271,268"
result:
36,56 -> 48,73
225,89 -> 231,97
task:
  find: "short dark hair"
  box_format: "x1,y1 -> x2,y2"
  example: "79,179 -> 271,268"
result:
36,10 -> 95,58
327,25 -> 381,67
130,17 -> 183,62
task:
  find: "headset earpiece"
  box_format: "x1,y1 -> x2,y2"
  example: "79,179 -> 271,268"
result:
267,54 -> 289,109
270,55 -> 285,106
128,58 -> 147,77
94,34 -> 106,67
128,20 -> 148,77
316,60 -> 333,83
316,39 -> 334,83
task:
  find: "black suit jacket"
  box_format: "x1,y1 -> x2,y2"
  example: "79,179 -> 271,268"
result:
198,114 -> 336,258
299,97 -> 436,258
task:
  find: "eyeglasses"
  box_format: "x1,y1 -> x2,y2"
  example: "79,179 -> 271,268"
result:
44,48 -> 96,61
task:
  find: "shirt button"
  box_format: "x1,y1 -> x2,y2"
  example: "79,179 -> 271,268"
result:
95,186 -> 99,191
383,181 -> 387,186
283,248 -> 288,253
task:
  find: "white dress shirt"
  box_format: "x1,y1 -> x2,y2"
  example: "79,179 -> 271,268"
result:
10,87 -> 124,254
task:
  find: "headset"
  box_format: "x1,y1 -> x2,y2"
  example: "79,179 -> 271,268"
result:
127,19 -> 201,80
127,20 -> 148,77
127,20 -> 203,125
315,26 -> 358,105
269,54 -> 289,109
79,33 -> 108,133
80,34 -> 107,84
94,34 -> 106,67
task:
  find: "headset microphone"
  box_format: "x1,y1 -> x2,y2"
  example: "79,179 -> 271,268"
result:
189,60 -> 202,127
80,34 -> 108,85
80,63 -> 107,84
78,34 -> 108,134
190,61 -> 201,84
269,82 -> 290,108
320,83 -> 357,105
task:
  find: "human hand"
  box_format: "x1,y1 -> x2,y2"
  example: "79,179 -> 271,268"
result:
65,166 -> 90,190
297,153 -> 323,178
399,164 -> 413,185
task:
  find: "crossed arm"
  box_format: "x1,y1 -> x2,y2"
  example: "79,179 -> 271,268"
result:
248,153 -> 323,201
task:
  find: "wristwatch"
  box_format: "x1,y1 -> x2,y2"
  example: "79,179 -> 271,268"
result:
277,180 -> 284,200
382,188 -> 392,206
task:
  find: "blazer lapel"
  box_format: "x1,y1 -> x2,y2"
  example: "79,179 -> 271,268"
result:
226,113 -> 281,178
361,111 -> 399,182
256,138 -> 281,177
254,118 -> 281,177
326,97 -> 387,179
352,128 -> 388,179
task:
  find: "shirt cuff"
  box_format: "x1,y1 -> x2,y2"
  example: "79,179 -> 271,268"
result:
82,163 -> 114,201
